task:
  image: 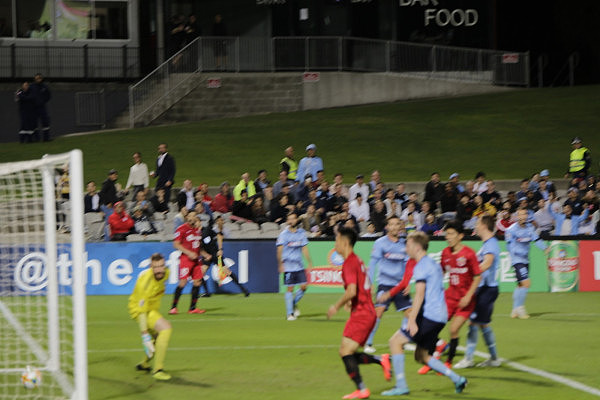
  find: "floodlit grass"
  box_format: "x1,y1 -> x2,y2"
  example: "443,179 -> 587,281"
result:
1,85 -> 599,186
87,291 -> 600,400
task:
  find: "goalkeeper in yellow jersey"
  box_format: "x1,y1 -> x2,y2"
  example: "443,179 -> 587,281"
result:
128,253 -> 172,381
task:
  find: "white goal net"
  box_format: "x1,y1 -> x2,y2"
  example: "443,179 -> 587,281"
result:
0,151 -> 87,400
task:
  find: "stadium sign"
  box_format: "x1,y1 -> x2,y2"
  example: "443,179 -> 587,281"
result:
400,0 -> 479,27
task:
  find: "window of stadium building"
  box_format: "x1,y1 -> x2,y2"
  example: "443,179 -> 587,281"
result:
0,1 -> 13,37
12,0 -> 128,39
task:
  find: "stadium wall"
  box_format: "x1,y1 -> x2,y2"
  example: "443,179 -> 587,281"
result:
8,239 -> 599,296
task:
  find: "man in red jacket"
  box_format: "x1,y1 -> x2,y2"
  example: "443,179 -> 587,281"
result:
108,201 -> 134,241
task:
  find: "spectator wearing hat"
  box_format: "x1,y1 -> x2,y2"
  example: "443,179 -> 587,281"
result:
448,173 -> 465,194
210,182 -> 234,213
349,174 -> 369,201
539,169 -> 556,194
296,144 -> 323,183
566,137 -> 591,180
99,169 -> 120,209
564,187 -> 584,215
108,201 -> 134,241
233,172 -> 257,201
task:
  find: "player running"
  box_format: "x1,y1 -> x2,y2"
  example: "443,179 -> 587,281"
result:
128,253 -> 173,380
454,215 -> 501,368
327,227 -> 391,400
277,212 -> 314,320
380,231 -> 467,395
169,212 -> 212,315
506,208 -> 549,319
364,216 -> 411,354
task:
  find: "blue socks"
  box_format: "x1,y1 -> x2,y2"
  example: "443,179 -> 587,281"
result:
293,289 -> 305,306
366,318 -> 381,346
391,354 -> 408,390
428,357 -> 462,384
285,291 -> 294,316
465,324 -> 478,361
481,326 -> 498,359
513,287 -> 529,308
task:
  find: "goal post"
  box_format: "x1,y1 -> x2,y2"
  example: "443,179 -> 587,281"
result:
0,150 -> 87,400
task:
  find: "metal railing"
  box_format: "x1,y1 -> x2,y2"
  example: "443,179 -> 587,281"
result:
129,36 -> 529,127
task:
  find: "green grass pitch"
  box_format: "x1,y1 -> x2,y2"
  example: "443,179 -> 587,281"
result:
87,291 -> 600,400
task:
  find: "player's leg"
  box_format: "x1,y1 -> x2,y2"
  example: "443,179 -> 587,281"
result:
447,315 -> 468,365
188,265 -> 206,314
340,336 -> 370,398
454,322 -> 478,368
364,305 -> 386,353
199,264 -> 211,297
292,272 -> 308,316
511,264 -> 531,319
381,330 -> 410,396
227,268 -> 250,296
285,284 -> 296,320
170,277 -> 188,314
151,315 -> 173,380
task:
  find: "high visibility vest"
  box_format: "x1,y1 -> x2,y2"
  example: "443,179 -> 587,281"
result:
569,147 -> 588,172
280,157 -> 298,180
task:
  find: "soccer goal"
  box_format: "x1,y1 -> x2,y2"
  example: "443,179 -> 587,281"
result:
0,150 -> 87,400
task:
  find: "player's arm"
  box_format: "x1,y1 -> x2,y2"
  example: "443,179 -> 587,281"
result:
407,281 -> 425,335
532,230 -> 549,253
131,276 -> 155,357
378,259 -> 415,302
478,253 -> 495,273
216,232 -> 224,258
368,246 -> 381,289
458,274 -> 481,309
174,239 -> 198,260
277,245 -> 284,273
302,245 -> 313,269
327,283 -> 357,319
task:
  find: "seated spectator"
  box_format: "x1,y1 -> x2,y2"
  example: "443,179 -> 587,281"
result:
473,171 -> 488,195
423,172 -> 443,210
539,169 -> 556,194
400,201 -> 418,224
511,196 -> 535,224
232,189 -> 253,221
108,202 -> 134,241
84,181 -> 101,213
405,192 -> 421,211
368,184 -> 384,207
319,214 -> 339,237
176,179 -> 195,210
528,173 -> 540,192
329,173 -> 350,199
233,172 -> 256,201
563,187 -> 584,216
456,193 -> 475,227
212,214 -> 231,238
440,182 -> 459,223
329,183 -> 348,213
349,174 -> 369,202
383,188 -> 400,218
254,170 -> 270,194
193,201 -> 213,228
211,181 -> 234,213
481,180 -> 502,209
294,174 -> 312,203
341,217 -> 359,235
150,188 -> 169,215
537,179 -> 551,201
273,171 -> 291,197
360,222 -> 380,238
270,193 -> 290,223
420,213 -> 440,235
548,197 -> 590,235
132,207 -> 157,235
173,205 -> 188,231
197,183 -> 212,203
495,205 -> 513,239
448,173 -> 465,193
250,195 -> 269,224
129,190 -> 154,218
311,170 -> 325,190
300,204 -> 321,234
405,213 -> 417,233
394,183 -> 408,207
416,201 -> 433,229
534,199 -> 554,236
349,193 -> 369,222
516,178 -> 530,200
473,195 -> 497,218
464,180 -> 475,199
369,170 -> 382,193
370,199 -> 387,233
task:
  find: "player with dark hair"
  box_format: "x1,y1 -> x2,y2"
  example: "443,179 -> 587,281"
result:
277,212 -> 313,320
169,211 -> 212,315
128,253 -> 172,380
380,231 -> 467,395
455,215 -> 501,368
327,227 -> 391,400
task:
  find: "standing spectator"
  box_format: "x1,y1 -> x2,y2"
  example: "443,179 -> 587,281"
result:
537,179 -> 551,201
516,179 -> 530,200
99,169 -> 120,209
539,169 -> 556,194
177,179 -> 195,211
566,137 -> 591,180
534,199 -> 554,236
210,181 -> 233,213
448,173 -> 465,193
369,170 -> 381,193
349,193 -> 369,223
473,172 -> 488,195
151,143 -> 176,202
440,183 -> 459,222
212,14 -> 228,70
564,187 -> 584,215
423,172 -> 444,210
184,14 -> 200,43
273,171 -> 291,197
150,188 -> 170,215
108,202 -> 134,241
296,144 -> 324,183
370,200 -> 387,233
394,183 -> 408,207
15,82 -> 35,143
125,152 -> 149,200
548,198 -> 590,235
349,174 -> 370,202
254,169 -> 270,195
233,172 -> 257,200
30,73 -> 51,142
481,180 -> 501,209
456,193 -> 475,227
280,146 -> 298,181
528,173 -> 541,192
168,14 -> 186,58
84,181 -> 101,213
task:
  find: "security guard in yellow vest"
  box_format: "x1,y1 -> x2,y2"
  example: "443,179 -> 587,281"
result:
567,137 -> 591,179
280,146 -> 298,180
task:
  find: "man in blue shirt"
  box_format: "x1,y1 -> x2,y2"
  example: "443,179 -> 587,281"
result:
364,216 -> 410,354
454,215 -> 502,369
296,144 -> 324,183
379,231 -> 467,396
276,212 -> 314,321
505,209 -> 549,319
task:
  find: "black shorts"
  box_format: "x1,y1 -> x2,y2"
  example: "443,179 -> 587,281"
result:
284,270 -> 307,286
470,285 -> 499,325
400,314 -> 445,354
513,263 -> 529,282
375,285 -> 411,311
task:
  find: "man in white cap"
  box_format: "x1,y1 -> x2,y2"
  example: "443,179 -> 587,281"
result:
565,137 -> 591,180
296,144 -> 324,183
448,173 -> 465,194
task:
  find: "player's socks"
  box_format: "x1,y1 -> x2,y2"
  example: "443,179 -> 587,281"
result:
465,325 -> 478,361
152,328 -> 172,373
172,286 -> 183,309
365,318 -> 381,348
427,357 -> 462,384
285,291 -> 294,316
512,286 -> 522,309
190,285 -> 200,310
342,355 -> 366,390
293,288 -> 305,306
355,352 -> 381,365
391,353 -> 408,390
200,278 -> 211,297
519,287 -> 529,308
447,338 -> 459,364
230,272 -> 250,296
481,326 -> 498,359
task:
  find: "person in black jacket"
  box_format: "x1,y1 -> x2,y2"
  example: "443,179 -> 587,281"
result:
29,73 -> 51,142
15,82 -> 35,143
99,169 -> 119,208
151,143 -> 176,202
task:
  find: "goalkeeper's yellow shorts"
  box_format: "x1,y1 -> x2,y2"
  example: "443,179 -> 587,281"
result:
135,310 -> 163,336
